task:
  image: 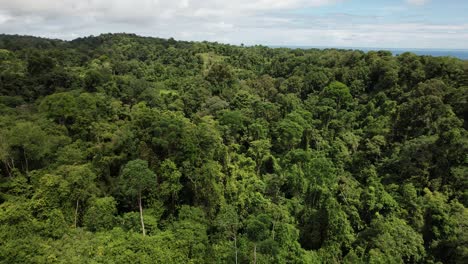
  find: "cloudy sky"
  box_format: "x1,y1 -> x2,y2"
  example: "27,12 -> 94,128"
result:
0,0 -> 467,49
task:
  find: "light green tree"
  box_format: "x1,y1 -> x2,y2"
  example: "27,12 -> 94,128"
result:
120,159 -> 156,236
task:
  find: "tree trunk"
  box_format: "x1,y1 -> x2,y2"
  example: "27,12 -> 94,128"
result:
139,191 -> 146,236
234,233 -> 238,264
253,243 -> 257,264
9,158 -> 15,177
256,160 -> 260,176
272,219 -> 276,241
23,149 -> 29,173
74,199 -> 79,228
3,161 -> 11,177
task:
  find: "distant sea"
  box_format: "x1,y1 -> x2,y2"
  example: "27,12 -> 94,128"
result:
270,46 -> 468,60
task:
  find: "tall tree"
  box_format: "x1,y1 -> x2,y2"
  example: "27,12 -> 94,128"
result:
120,159 -> 156,236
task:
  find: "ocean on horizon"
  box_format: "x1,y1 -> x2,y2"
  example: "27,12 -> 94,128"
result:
270,46 -> 468,60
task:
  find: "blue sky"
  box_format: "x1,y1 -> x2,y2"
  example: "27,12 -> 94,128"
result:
304,0 -> 468,27
0,0 -> 467,49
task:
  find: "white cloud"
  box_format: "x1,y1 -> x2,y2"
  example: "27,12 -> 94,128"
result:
0,0 -> 467,49
0,0 -> 339,18
406,0 -> 430,6
0,11 -> 12,24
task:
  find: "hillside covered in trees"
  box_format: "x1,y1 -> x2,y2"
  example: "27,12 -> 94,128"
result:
0,33 -> 467,263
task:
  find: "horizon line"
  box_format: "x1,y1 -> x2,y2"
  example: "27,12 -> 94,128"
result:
2,32 -> 468,52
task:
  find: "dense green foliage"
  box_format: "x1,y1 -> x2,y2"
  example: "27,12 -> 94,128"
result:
0,33 -> 467,263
